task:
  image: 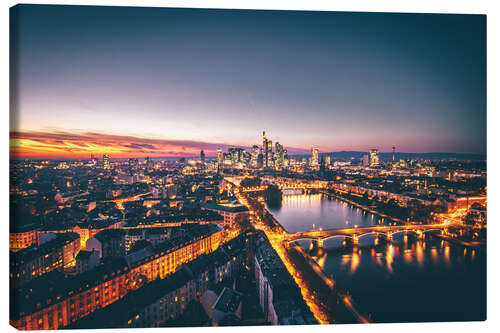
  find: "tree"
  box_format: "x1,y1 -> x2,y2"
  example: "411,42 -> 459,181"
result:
240,177 -> 261,188
264,184 -> 283,208
407,200 -> 433,223
361,192 -> 370,205
234,213 -> 252,232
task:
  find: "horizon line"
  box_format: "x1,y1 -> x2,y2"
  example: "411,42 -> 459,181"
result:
9,150 -> 487,161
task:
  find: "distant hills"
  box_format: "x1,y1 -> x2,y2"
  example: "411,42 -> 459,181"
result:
12,151 -> 486,162
292,151 -> 486,161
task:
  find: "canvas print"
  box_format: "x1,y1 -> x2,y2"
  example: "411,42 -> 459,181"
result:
9,4 -> 486,330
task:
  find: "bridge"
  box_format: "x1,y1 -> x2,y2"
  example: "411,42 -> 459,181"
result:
277,183 -> 324,190
284,223 -> 460,245
240,182 -> 325,193
240,186 -> 267,193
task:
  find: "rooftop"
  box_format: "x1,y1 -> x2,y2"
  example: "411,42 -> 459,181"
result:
68,268 -> 194,329
76,250 -> 97,261
11,224 -> 222,319
214,287 -> 243,314
11,232 -> 80,265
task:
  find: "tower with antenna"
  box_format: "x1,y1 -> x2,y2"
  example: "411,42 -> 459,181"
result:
392,145 -> 396,162
262,130 -> 268,168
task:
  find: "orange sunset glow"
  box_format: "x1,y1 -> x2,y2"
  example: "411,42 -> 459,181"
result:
9,131 -> 226,159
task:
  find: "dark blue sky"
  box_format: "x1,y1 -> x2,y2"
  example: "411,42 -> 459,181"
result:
11,5 -> 486,157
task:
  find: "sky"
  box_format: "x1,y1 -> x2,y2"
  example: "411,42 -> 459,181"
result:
10,5 -> 486,158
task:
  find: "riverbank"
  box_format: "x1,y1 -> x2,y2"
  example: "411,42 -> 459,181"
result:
320,190 -> 404,225
259,189 -> 486,323
292,245 -> 369,323
433,233 -> 486,249
285,245 -> 363,324
235,187 -> 365,324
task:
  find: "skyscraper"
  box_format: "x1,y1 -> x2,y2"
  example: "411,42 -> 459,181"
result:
392,145 -> 396,162
217,148 -> 223,166
103,154 -> 110,169
311,147 -> 319,167
145,156 -> 153,169
250,145 -> 260,168
223,152 -> 232,166
128,158 -> 138,170
262,131 -> 268,168
200,150 -> 205,163
275,142 -> 284,168
257,153 -> 264,169
369,149 -> 379,167
228,147 -> 244,165
362,154 -> 369,166
241,150 -> 251,166
266,140 -> 273,168
325,155 -> 331,167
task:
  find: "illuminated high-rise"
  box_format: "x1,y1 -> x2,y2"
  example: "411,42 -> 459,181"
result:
262,131 -> 268,168
369,149 -> 379,167
128,158 -> 138,169
311,147 -> 319,166
250,145 -> 260,168
103,154 -> 110,169
274,142 -> 288,169
274,142 -> 282,168
228,147 -> 245,165
145,156 -> 154,169
257,153 -> 264,169
266,140 -> 273,168
362,154 -> 369,166
325,155 -> 331,167
217,148 -> 223,166
223,153 -> 232,166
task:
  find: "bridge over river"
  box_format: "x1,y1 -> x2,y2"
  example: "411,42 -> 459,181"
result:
284,223 -> 462,244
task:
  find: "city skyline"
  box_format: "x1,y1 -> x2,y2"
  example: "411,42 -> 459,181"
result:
10,129 -> 487,160
10,5 -> 486,158
9,5 -> 487,329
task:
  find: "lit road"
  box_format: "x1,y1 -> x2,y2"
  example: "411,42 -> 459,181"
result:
229,181 -> 473,324
109,191 -> 152,210
232,184 -> 366,324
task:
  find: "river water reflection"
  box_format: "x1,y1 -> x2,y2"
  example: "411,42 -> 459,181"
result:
267,193 -> 486,323
267,193 -> 385,233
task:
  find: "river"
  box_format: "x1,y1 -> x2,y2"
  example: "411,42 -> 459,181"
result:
266,193 -> 486,323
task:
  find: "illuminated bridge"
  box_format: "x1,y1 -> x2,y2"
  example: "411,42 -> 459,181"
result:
240,186 -> 267,193
240,183 -> 325,193
276,183 -> 325,190
284,223 -> 462,245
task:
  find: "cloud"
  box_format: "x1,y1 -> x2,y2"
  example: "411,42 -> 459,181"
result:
124,143 -> 158,150
9,130 -> 237,158
9,130 -> 310,159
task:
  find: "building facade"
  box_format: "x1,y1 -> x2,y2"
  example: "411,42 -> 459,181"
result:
10,232 -> 81,286
10,225 -> 224,330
